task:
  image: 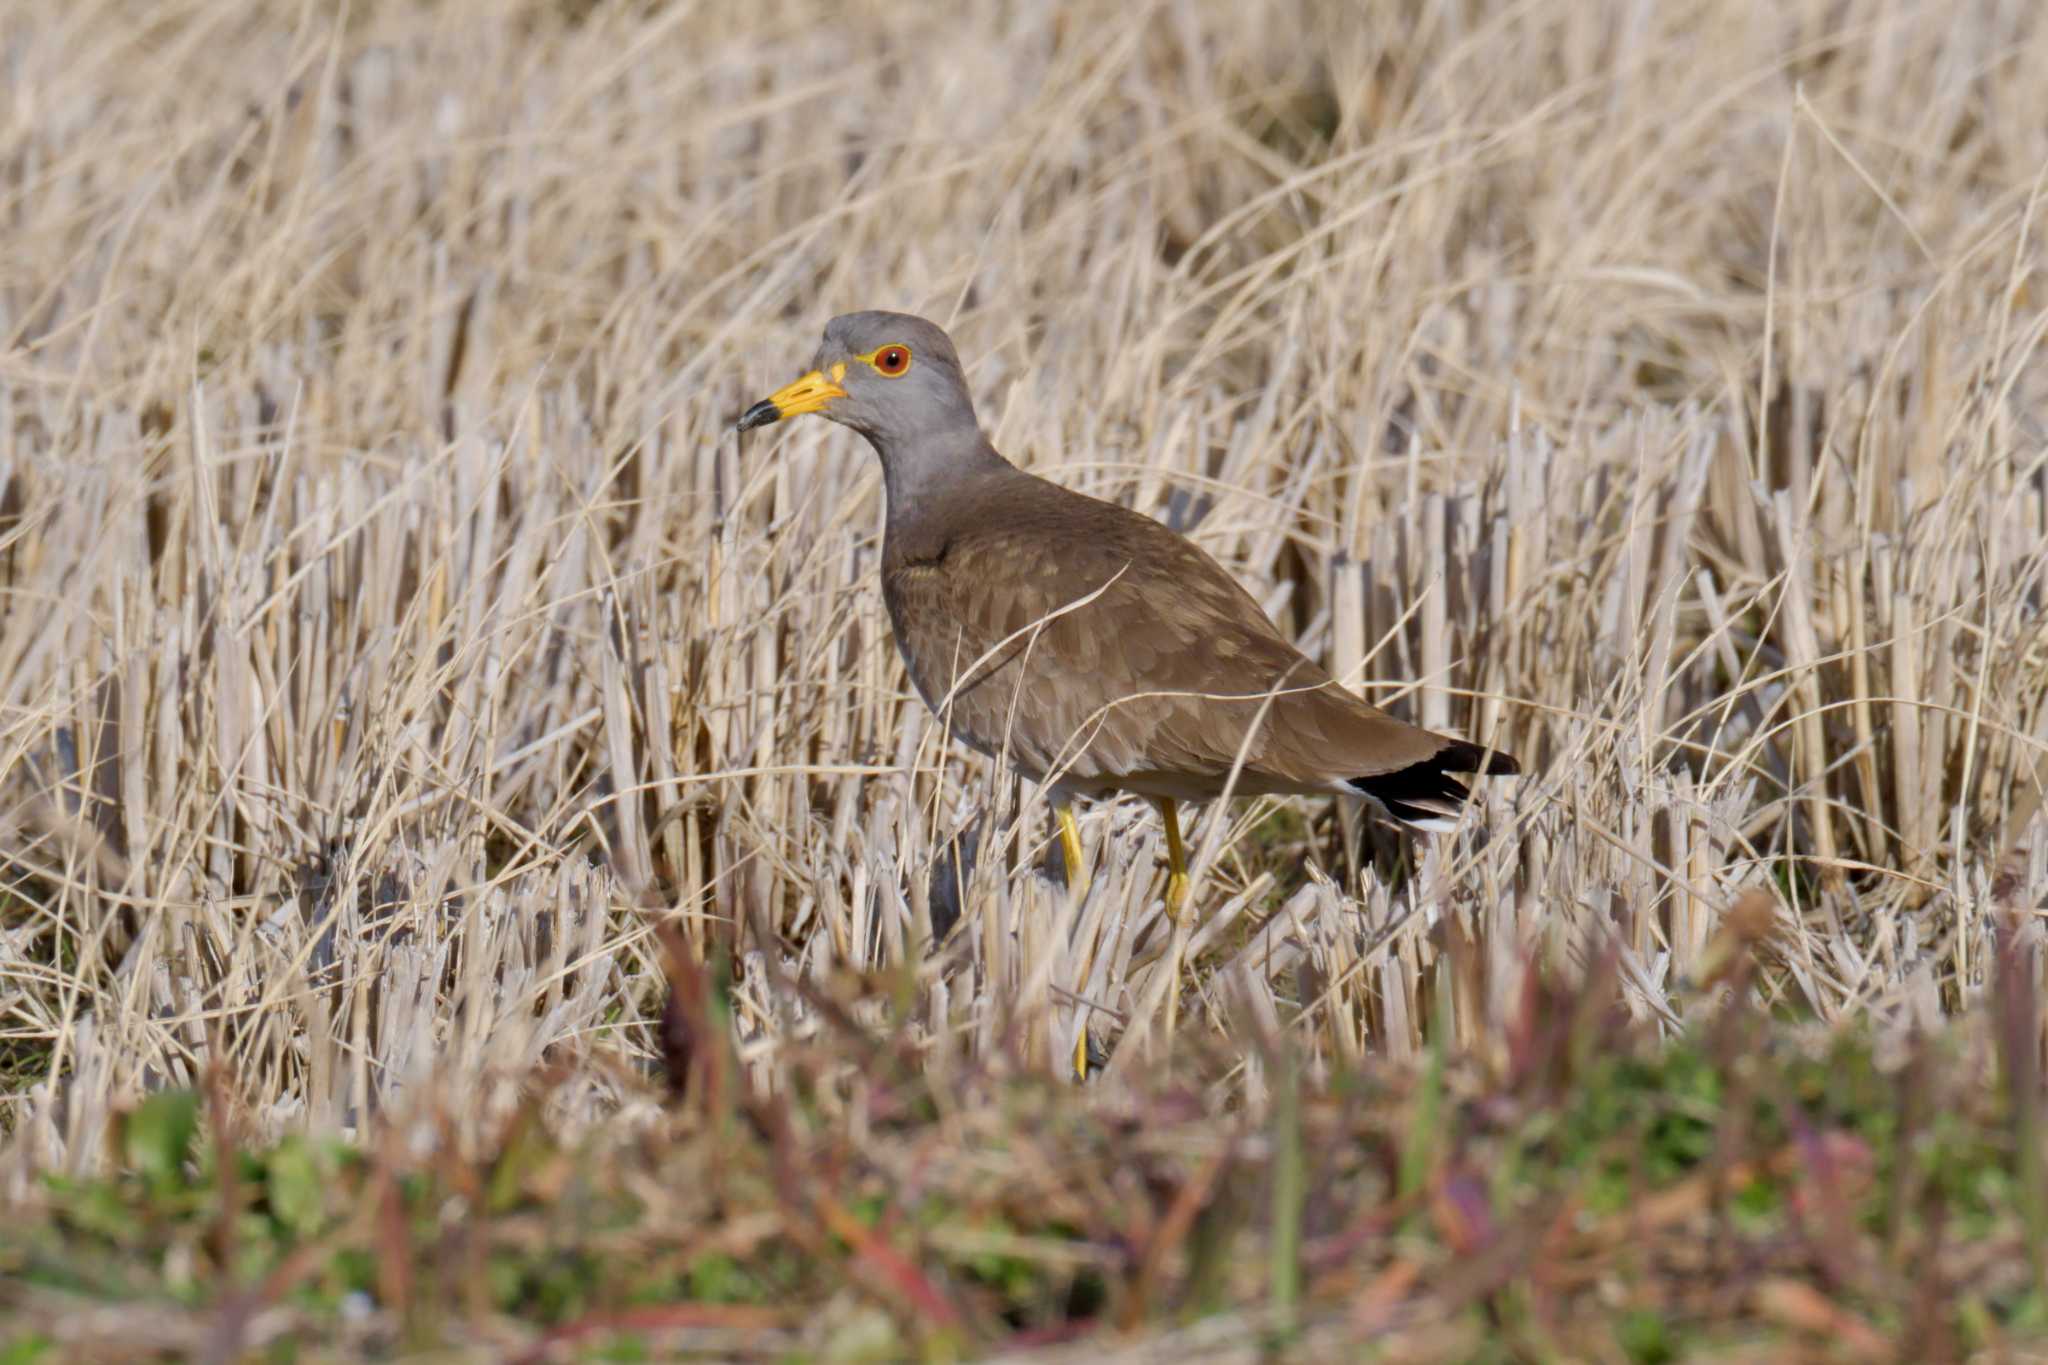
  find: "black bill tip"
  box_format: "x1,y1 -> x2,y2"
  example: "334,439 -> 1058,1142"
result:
734,399 -> 781,433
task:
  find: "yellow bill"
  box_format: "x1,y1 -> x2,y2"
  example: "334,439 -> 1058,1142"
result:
735,367 -> 847,431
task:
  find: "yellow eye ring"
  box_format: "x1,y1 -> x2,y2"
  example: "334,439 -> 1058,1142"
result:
863,343 -> 913,378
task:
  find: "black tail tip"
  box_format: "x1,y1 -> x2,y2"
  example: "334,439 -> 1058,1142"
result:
1442,739 -> 1520,777
1347,738 -> 1519,832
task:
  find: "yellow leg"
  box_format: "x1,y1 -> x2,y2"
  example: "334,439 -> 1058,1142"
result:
1057,803 -> 1089,899
1155,797 -> 1190,918
1152,797 -> 1194,1044
1059,803 -> 1092,1081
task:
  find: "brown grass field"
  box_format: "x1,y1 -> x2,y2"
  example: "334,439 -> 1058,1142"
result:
2,0 -> 2047,1356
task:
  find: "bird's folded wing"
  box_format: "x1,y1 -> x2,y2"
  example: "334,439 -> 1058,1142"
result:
884,493 -> 1445,791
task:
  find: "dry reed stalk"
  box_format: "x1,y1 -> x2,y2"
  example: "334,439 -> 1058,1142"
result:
0,0 -> 2044,1177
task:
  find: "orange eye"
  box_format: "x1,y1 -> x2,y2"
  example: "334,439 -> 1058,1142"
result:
873,345 -> 912,377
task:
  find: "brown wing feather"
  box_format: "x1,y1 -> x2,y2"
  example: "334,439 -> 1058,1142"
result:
882,470 -> 1470,799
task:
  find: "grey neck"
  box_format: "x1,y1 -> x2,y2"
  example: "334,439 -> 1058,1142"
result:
867,429 -> 1015,529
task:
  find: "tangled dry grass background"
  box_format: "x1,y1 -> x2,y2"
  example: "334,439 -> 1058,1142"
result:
1,0 -> 2045,1184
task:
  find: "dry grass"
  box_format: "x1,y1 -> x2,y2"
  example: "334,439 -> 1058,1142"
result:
1,0 -> 2045,1188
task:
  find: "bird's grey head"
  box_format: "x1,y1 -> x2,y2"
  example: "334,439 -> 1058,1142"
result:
735,311 -> 983,453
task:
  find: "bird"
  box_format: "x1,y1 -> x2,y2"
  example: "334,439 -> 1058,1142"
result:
736,311 -> 1518,1049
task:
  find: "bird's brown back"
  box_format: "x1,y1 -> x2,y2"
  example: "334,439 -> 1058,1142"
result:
880,466 -> 1450,799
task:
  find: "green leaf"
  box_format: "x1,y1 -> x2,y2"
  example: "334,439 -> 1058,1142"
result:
265,1138 -> 329,1238
0,1334 -> 56,1365
122,1091 -> 201,1194
1618,1307 -> 1673,1363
